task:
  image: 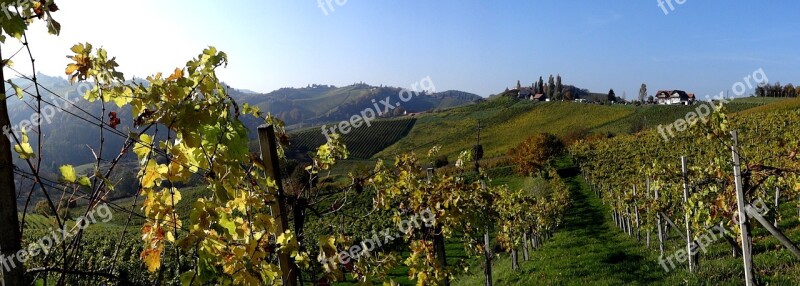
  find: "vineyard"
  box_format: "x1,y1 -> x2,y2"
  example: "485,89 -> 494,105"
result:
4,2 -> 800,286
572,104 -> 800,284
288,117 -> 417,159
591,100 -> 764,135
737,97 -> 800,115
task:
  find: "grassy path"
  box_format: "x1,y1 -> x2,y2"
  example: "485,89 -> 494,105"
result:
456,164 -> 669,285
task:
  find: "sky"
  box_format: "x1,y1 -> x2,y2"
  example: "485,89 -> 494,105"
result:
7,0 -> 800,98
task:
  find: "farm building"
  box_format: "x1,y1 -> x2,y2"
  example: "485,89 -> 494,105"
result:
518,87 -> 533,99
533,93 -> 548,102
655,90 -> 695,105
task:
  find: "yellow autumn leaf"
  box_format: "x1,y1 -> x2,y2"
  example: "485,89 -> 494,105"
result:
59,165 -> 77,183
141,248 -> 162,272
77,176 -> 92,187
14,142 -> 35,159
65,63 -> 79,75
141,161 -> 161,189
133,134 -> 153,159
14,129 -> 35,159
172,189 -> 182,203
166,68 -> 183,81
277,232 -> 289,245
112,92 -> 130,108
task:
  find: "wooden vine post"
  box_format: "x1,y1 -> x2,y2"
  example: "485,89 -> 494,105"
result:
625,192 -> 632,236
680,156 -> 695,272
655,183 -> 665,257
619,202 -> 624,230
258,125 -> 298,286
523,232 -> 530,261
774,187 -> 780,228
634,185 -> 641,242
646,179 -> 651,248
731,131 -> 755,286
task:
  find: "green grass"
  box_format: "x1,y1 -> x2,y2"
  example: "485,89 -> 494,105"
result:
456,161 -> 668,285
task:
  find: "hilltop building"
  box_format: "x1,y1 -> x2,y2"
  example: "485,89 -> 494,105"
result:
655,90 -> 695,105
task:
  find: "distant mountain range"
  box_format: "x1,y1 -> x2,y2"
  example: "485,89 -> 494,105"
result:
230,83 -> 482,129
3,74 -> 482,170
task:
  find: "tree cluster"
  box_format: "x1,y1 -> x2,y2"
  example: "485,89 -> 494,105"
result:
755,82 -> 800,98
526,74 -> 589,101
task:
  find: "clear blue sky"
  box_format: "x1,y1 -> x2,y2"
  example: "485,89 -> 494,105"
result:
16,0 -> 800,98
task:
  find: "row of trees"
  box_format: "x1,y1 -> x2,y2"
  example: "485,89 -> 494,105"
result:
514,74 -> 591,101
755,82 -> 800,98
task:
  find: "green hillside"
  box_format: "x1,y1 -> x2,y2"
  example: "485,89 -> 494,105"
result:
233,84 -> 481,128
374,97 -> 771,160
375,97 -> 632,159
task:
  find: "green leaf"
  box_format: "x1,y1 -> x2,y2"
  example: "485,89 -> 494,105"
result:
59,165 -> 77,183
180,271 -> 196,285
47,17 -> 61,35
70,43 -> 87,54
0,14 -> 26,40
218,213 -> 236,235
